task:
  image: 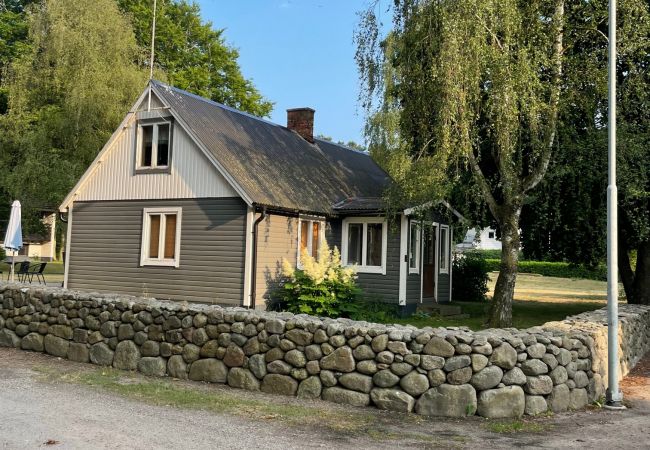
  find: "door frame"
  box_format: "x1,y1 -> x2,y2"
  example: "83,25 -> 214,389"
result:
419,222 -> 440,303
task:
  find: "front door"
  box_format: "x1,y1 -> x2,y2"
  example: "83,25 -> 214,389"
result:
422,225 -> 437,300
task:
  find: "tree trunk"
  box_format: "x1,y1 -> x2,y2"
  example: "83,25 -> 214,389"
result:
618,238 -> 636,303
631,241 -> 650,305
488,210 -> 521,327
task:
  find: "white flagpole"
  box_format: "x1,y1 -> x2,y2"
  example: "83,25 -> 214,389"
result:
605,0 -> 624,410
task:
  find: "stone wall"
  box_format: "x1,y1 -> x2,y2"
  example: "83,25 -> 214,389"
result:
1,284 -> 649,418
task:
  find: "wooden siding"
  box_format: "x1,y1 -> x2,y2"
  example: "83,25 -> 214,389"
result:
406,271 -> 422,305
68,198 -> 247,305
74,117 -> 238,202
255,213 -> 299,308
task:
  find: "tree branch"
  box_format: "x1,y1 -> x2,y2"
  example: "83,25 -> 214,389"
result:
467,145 -> 502,220
523,0 -> 564,193
475,13 -> 504,51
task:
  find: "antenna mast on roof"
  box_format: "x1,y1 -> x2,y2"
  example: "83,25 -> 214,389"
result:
149,0 -> 157,80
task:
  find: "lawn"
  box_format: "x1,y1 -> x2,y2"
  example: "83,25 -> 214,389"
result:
394,272 -> 614,331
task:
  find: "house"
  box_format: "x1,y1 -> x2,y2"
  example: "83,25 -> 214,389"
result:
58,80 -> 456,313
1,211 -> 58,261
456,227 -> 502,252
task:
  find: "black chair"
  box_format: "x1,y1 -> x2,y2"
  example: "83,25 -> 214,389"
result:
27,262 -> 47,284
16,261 -> 31,283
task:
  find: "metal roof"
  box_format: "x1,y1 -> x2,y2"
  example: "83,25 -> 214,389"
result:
151,81 -> 391,216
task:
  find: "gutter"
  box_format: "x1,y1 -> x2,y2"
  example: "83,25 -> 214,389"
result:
250,206 -> 267,309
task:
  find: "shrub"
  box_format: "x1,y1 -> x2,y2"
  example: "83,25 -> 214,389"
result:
0,247 -> 5,261
277,245 -> 361,317
452,252 -> 489,302
484,259 -> 606,281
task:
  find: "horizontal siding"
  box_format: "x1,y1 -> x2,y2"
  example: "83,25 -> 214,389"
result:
406,271 -> 421,305
68,198 -> 246,305
75,117 -> 238,202
255,214 -> 299,307
437,273 -> 451,303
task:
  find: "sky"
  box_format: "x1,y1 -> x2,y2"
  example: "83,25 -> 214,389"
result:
197,0 -> 371,145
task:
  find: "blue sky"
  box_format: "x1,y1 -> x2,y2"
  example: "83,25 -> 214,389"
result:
197,0 -> 369,144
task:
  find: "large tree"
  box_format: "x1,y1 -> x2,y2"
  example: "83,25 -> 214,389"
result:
0,0 -> 149,231
356,0 -> 565,326
117,0 -> 273,117
522,0 -> 650,304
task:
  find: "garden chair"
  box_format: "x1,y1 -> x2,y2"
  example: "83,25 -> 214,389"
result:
26,262 -> 47,284
16,261 -> 31,283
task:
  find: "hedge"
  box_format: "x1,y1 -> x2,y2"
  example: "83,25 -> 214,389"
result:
484,259 -> 607,281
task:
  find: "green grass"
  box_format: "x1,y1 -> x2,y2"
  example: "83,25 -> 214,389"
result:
395,273 -> 609,330
35,366 -> 378,434
43,261 -> 64,275
484,419 -> 549,433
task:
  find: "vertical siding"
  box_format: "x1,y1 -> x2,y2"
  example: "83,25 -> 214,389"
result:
68,198 -> 247,305
255,213 -> 299,308
75,118 -> 238,202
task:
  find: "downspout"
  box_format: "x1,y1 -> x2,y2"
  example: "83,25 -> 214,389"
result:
250,207 -> 267,309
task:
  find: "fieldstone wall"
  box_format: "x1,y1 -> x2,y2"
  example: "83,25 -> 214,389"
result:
1,284 -> 649,418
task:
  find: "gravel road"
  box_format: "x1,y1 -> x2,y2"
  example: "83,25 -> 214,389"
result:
0,347 -> 648,449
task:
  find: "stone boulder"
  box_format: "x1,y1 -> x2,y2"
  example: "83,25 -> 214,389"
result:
489,343 -> 517,369
524,376 -> 553,395
370,388 -> 415,413
477,386 -> 525,418
297,376 -> 322,399
470,366 -> 503,391
0,329 -> 20,348
21,333 -> 44,352
261,374 -> 298,396
322,387 -> 370,407
547,384 -> 570,412
138,357 -> 167,377
415,384 -> 477,417
339,373 -> 373,393
400,371 -> 429,397
422,337 -> 455,357
167,355 -> 188,379
525,395 -> 548,415
189,358 -> 228,383
89,342 -> 114,366
320,346 -> 355,372
44,335 -> 69,358
68,343 -> 90,363
113,340 -> 140,370
227,368 -> 260,391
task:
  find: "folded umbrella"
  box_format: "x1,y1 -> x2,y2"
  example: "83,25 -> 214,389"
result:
3,200 -> 23,282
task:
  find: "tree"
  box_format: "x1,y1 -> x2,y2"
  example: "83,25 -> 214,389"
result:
316,134 -> 366,152
117,0 -> 273,117
520,0 -> 650,304
0,0 -> 149,232
356,0 -> 565,326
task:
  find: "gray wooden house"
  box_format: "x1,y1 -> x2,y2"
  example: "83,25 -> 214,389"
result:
59,81 -> 456,313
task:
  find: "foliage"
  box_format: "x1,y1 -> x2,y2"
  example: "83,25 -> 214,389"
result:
0,0 -> 149,234
355,0 -> 566,326
117,0 -> 272,117
0,246 -> 5,261
484,259 -> 606,281
452,252 -> 489,302
0,7 -> 29,113
277,245 -> 361,317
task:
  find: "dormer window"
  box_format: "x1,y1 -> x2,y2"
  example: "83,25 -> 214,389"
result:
136,119 -> 173,172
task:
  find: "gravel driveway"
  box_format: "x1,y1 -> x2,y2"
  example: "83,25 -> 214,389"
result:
0,347 -> 648,449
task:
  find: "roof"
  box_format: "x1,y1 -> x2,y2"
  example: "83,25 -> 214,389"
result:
332,197 -> 385,213
150,81 -> 391,216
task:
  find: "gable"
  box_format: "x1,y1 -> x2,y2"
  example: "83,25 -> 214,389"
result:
69,106 -> 239,204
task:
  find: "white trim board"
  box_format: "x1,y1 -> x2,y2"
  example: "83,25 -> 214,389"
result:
341,217 -> 388,275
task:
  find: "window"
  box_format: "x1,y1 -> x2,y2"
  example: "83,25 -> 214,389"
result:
297,218 -> 324,266
488,231 -> 495,239
136,120 -> 172,171
341,218 -> 387,274
140,207 -> 182,267
409,221 -> 421,273
439,225 -> 449,273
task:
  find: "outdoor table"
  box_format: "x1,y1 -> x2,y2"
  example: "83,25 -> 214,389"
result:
3,256 -> 31,280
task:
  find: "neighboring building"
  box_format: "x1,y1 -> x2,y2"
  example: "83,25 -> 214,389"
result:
456,227 -> 502,252
1,211 -> 58,261
58,80 -> 456,313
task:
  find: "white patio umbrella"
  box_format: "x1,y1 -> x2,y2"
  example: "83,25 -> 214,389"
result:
3,200 -> 23,282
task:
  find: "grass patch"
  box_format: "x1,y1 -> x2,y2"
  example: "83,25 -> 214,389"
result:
34,365 -> 378,434
484,420 -> 548,434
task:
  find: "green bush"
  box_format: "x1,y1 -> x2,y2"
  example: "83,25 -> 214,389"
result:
0,247 -> 5,261
452,252 -> 489,302
276,245 -> 361,317
484,259 -> 606,280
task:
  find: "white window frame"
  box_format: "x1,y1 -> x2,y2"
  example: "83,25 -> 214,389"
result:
140,207 -> 182,267
439,224 -> 450,274
341,217 -> 388,275
296,217 -> 325,268
408,220 -> 421,274
136,120 -> 172,170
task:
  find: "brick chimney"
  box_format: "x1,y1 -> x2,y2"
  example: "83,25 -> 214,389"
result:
287,107 -> 315,143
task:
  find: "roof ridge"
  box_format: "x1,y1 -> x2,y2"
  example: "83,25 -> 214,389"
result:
151,79 -> 282,129
151,80 -> 370,157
